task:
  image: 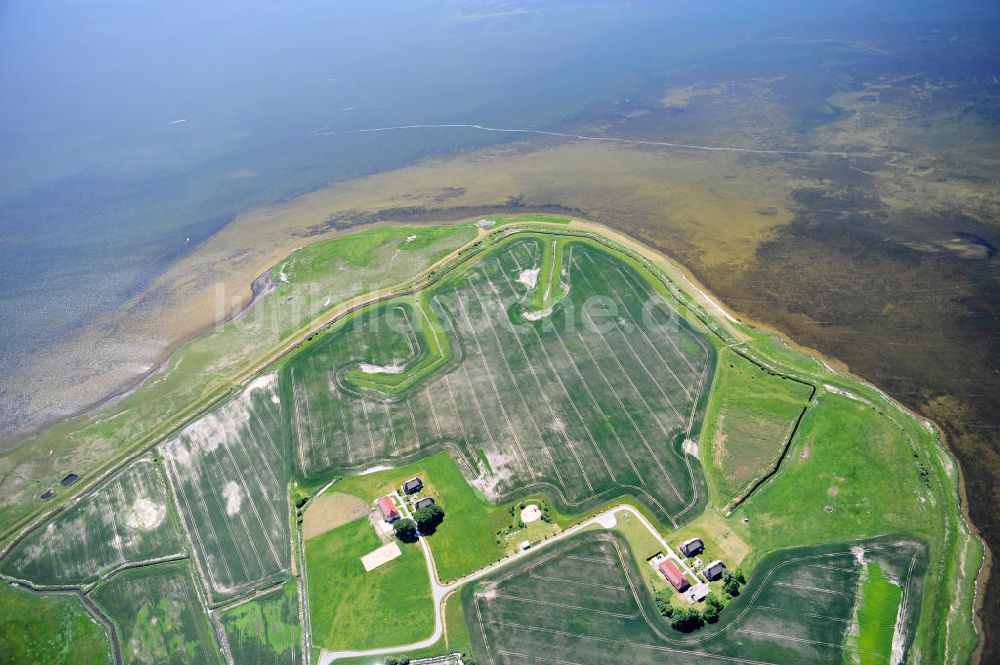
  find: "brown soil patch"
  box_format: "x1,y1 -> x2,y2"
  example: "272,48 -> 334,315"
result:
800,444 -> 810,459
711,431 -> 729,470
828,486 -> 839,496
302,492 -> 368,540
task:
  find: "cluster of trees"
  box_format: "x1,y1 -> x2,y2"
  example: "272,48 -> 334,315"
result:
721,568 -> 745,597
393,504 -> 446,543
413,504 -> 445,534
654,569 -> 746,632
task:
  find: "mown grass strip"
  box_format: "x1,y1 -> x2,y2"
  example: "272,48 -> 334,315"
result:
855,563 -> 903,664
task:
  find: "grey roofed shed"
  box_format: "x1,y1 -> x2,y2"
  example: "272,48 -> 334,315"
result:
704,559 -> 726,581
403,477 -> 424,495
679,537 -> 704,557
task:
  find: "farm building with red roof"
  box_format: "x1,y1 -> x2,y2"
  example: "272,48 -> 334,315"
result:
658,559 -> 690,592
377,496 -> 400,522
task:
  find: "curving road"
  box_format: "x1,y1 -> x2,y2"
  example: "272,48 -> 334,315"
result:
319,504 -> 693,664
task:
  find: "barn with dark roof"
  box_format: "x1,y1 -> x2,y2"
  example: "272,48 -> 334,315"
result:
678,537 -> 704,558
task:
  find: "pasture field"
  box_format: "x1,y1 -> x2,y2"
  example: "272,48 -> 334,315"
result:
732,392 -> 941,553
286,235 -> 716,528
463,530 -> 926,665
90,561 -> 221,665
218,581 -> 300,665
305,516 -> 433,651
700,348 -> 814,506
0,583 -> 109,665
160,374 -> 292,602
334,590 -> 474,665
1,457 -> 183,587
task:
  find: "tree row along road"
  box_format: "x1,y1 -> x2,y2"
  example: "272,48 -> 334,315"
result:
318,504 -> 692,664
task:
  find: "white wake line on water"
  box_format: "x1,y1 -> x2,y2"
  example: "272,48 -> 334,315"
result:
332,123 -> 857,157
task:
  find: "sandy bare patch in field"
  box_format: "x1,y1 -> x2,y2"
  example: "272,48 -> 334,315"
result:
711,431 -> 729,469
303,492 -> 369,539
221,481 -> 243,516
124,498 -> 166,531
518,268 -> 539,289
359,363 -> 404,374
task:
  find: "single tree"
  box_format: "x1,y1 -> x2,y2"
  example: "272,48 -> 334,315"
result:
412,504 -> 445,535
393,518 -> 418,543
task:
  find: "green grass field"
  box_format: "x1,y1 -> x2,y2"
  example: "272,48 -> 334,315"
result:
334,590 -> 473,665
90,561 -> 221,665
305,516 -> 432,651
700,348 -> 814,505
218,581 -> 300,665
853,563 -> 903,664
733,392 -> 937,553
345,297 -> 452,395
0,583 -> 109,665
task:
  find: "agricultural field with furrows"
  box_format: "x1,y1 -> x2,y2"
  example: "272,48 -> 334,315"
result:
1,457 -> 183,587
287,236 -> 715,526
702,348 -> 814,504
218,581 -> 300,665
90,561 -> 221,665
0,223 -> 978,665
464,531 -> 926,665
159,374 -> 291,601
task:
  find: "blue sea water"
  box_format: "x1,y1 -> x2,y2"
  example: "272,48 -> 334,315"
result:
0,1 -> 674,383
0,0 -> 969,438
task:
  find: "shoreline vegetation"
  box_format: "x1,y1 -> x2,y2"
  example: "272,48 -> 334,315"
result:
0,216 -> 986,664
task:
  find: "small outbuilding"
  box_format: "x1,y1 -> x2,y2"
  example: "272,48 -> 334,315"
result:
40,489 -> 56,501
678,537 -> 704,558
402,477 -> 424,495
60,473 -> 79,487
658,559 -> 690,592
414,497 -> 435,510
704,560 -> 726,581
377,496 -> 400,522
